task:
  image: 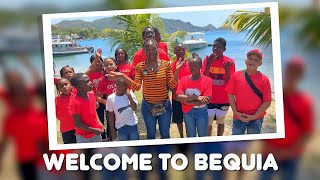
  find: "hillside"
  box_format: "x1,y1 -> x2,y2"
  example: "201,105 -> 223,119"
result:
54,17 -> 218,33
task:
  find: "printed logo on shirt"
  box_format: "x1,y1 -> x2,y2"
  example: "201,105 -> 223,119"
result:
209,67 -> 226,86
107,83 -> 117,90
210,67 -> 225,74
185,88 -> 201,96
93,79 -> 100,88
117,105 -> 130,114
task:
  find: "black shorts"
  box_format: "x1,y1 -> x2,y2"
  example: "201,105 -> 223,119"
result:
172,99 -> 183,123
207,103 -> 230,110
62,129 -> 76,144
18,161 -> 37,180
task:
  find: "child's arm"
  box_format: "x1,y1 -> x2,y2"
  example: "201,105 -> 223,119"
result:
86,49 -> 102,75
95,91 -> 107,105
108,111 -> 117,141
184,96 -> 210,106
85,58 -> 100,75
176,94 -> 198,103
126,90 -> 137,111
228,94 -> 246,121
244,102 -> 271,121
73,114 -> 103,135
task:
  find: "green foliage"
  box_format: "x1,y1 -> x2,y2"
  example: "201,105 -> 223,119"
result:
104,14 -> 187,61
51,25 -> 102,39
103,0 -> 161,10
162,31 -> 188,59
297,9 -> 320,49
223,10 -> 271,48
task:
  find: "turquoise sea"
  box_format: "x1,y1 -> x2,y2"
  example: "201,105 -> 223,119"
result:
53,30 -> 275,91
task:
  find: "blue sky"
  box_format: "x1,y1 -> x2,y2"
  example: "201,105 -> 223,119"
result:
51,7 -> 264,28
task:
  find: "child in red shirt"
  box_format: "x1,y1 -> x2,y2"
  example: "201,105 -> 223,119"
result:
171,44 -> 191,138
96,58 -> 117,141
70,73 -> 104,143
225,49 -> 272,135
86,49 -> 106,140
59,65 -> 77,95
202,38 -> 236,136
55,78 -> 76,144
176,56 -> 212,137
60,65 -> 75,81
86,48 -> 104,94
115,48 -> 134,80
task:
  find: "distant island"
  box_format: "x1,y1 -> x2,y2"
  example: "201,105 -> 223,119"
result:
53,17 -> 224,34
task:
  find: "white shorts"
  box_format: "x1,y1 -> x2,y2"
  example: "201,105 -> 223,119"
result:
207,104 -> 229,125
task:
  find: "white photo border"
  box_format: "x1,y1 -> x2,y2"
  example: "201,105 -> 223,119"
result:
42,2 -> 284,150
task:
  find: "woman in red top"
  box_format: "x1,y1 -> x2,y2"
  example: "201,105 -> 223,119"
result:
115,48 -> 134,80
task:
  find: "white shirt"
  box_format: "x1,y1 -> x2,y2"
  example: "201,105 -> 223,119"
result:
107,91 -> 138,129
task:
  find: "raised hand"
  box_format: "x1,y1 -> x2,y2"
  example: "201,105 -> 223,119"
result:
95,48 -> 102,58
126,88 -> 131,96
175,57 -> 187,70
207,52 -> 217,65
223,61 -> 233,72
106,71 -> 123,80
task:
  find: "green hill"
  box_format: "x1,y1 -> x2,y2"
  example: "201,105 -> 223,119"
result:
54,17 -> 217,33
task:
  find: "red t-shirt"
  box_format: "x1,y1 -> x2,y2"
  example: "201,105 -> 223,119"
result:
132,48 -> 170,67
172,58 -> 191,100
88,71 -> 104,94
97,76 -> 116,96
2,108 -> 45,162
265,92 -> 314,153
158,42 -> 168,54
55,94 -> 75,133
176,75 -> 212,113
34,112 -> 74,171
0,86 -> 35,111
202,55 -> 235,104
118,63 -> 135,79
70,92 -> 103,138
225,71 -> 272,120
54,77 -> 59,85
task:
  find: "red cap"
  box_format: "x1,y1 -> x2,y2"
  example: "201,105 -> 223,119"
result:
287,56 -> 305,72
247,49 -> 263,60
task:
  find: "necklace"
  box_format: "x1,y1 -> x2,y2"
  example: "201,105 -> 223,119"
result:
146,59 -> 161,73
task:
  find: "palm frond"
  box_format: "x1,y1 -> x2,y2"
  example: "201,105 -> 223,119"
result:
223,10 -> 271,48
103,14 -> 188,60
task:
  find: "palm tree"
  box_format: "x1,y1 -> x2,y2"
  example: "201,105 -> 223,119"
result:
104,14 -> 187,60
223,9 -> 271,48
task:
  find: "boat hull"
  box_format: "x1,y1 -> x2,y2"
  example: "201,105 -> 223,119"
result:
53,47 -> 94,56
184,42 -> 208,50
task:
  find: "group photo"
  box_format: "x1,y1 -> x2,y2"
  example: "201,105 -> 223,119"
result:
43,4 -> 282,147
